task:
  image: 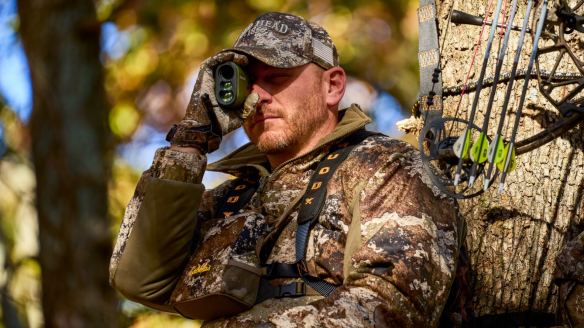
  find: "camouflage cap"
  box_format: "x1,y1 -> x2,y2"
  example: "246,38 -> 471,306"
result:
228,12 -> 339,70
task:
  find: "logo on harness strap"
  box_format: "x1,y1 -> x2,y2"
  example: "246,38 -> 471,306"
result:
419,49 -> 438,68
311,182 -> 322,190
227,196 -> 239,203
327,154 -> 339,160
297,260 -> 308,276
235,185 -> 246,190
319,167 -> 330,174
223,212 -> 233,218
305,198 -> 314,205
418,5 -> 435,23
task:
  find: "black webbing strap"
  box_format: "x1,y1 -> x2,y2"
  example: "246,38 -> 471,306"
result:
255,278 -> 308,305
295,130 -> 379,297
418,0 -> 443,121
475,311 -> 556,328
213,180 -> 257,219
263,262 -> 302,280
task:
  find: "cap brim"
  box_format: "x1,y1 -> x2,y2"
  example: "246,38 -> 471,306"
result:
225,46 -> 311,69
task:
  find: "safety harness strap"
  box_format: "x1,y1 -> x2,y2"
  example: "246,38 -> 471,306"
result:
213,181 -> 257,219
262,262 -> 302,279
255,279 -> 322,305
418,0 -> 443,121
295,130 -> 379,297
249,130 -> 378,304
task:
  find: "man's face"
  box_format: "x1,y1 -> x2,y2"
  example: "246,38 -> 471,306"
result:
243,60 -> 329,156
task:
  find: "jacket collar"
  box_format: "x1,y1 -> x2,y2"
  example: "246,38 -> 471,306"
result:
207,104 -> 371,175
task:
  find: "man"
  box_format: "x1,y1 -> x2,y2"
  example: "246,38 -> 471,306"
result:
110,12 -> 471,327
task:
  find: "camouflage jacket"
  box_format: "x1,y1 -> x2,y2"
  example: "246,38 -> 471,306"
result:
110,104 -> 472,327
555,231 -> 584,327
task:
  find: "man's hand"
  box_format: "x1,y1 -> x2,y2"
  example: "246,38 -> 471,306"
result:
168,51 -> 259,154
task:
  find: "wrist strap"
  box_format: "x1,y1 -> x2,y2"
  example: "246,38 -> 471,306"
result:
166,123 -> 221,154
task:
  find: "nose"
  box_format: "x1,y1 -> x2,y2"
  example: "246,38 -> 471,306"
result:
251,82 -> 272,106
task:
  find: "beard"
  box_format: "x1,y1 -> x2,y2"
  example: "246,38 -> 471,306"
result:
244,87 -> 328,155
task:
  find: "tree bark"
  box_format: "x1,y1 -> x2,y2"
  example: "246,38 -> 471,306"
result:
17,0 -> 118,326
428,0 -> 584,320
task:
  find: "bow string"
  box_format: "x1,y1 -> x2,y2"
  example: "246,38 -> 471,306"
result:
416,0 -> 584,199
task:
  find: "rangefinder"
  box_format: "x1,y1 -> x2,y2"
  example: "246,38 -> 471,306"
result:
215,62 -> 251,109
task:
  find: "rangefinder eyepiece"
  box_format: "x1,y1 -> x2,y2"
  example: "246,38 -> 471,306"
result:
215,62 -> 251,109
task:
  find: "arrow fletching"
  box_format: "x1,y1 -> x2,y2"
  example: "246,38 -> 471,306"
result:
470,132 -> 489,163
497,143 -> 517,173
453,129 -> 472,159
487,134 -> 505,163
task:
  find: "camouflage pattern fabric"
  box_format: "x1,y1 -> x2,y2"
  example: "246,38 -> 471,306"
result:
439,242 -> 474,328
111,105 -> 472,327
229,12 -> 339,70
171,212 -> 267,308
170,51 -> 259,153
201,132 -> 469,328
555,231 -> 584,327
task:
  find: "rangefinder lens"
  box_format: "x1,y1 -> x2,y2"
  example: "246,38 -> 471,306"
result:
221,81 -> 233,91
220,90 -> 234,102
218,65 -> 234,79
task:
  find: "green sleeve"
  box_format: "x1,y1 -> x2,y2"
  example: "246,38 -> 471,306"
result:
109,147 -> 207,312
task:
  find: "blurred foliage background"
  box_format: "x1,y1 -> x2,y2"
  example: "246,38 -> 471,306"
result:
0,0 -> 419,326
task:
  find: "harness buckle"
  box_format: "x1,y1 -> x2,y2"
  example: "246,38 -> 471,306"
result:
276,282 -> 306,298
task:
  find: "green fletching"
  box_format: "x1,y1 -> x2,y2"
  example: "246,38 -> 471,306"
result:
487,134 -> 505,163
471,132 -> 488,163
494,136 -> 505,163
497,143 -> 517,173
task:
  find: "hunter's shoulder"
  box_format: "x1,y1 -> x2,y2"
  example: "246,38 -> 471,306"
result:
345,133 -> 418,167
351,133 -> 416,155
346,133 -> 454,201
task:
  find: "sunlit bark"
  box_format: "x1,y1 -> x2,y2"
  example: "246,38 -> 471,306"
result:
430,0 -> 584,320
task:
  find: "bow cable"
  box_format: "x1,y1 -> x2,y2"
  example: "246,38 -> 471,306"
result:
499,0 -> 550,193
453,0 -> 506,186
446,0 -> 499,140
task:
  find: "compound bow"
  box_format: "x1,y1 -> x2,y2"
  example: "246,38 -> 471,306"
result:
416,0 -> 584,199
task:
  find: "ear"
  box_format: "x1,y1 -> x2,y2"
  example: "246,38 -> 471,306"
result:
323,67 -> 346,107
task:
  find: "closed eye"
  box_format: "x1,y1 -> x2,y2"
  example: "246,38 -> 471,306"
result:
270,74 -> 289,79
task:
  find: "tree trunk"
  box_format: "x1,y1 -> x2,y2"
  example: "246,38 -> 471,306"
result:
429,0 -> 584,320
17,0 -> 118,326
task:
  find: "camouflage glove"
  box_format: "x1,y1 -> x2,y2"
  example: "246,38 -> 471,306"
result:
166,51 -> 259,154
